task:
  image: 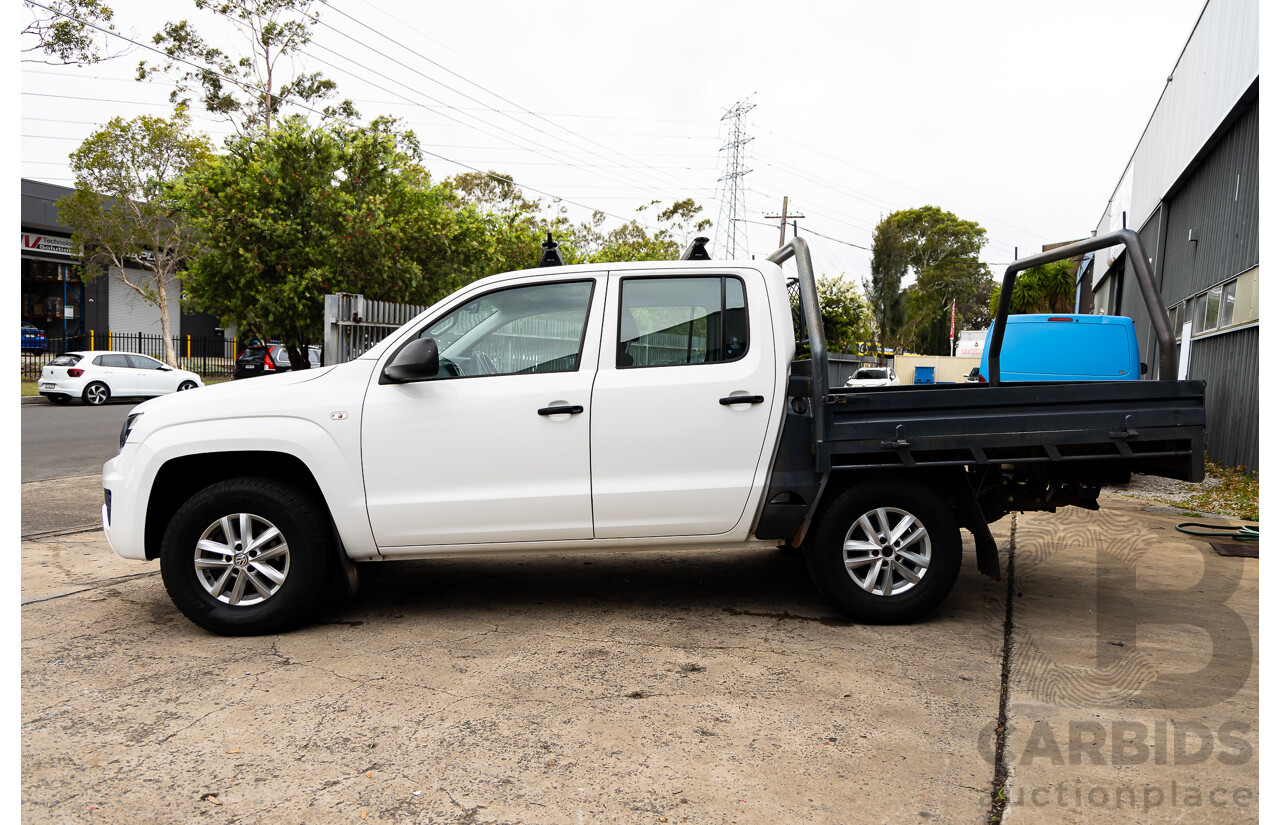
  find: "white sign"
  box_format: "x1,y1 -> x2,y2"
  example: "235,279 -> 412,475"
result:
21,233 -> 74,256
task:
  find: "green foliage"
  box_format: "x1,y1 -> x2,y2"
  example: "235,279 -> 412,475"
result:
865,216 -> 909,355
22,0 -> 124,65
177,117 -> 491,368
885,205 -> 994,354
447,178 -> 711,268
58,109 -> 214,365
988,258 -> 1077,315
139,0 -> 356,135
791,275 -> 873,356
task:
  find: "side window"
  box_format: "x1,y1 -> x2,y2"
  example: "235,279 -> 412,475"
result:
126,354 -> 163,370
417,280 -> 594,378
95,354 -> 131,368
617,276 -> 748,368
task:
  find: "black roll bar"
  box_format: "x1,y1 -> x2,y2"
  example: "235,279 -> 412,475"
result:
988,229 -> 1175,385
767,237 -> 828,453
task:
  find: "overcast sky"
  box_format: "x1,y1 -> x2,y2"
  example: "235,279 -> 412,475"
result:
19,0 -> 1210,282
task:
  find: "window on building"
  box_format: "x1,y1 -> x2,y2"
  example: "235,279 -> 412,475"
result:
1186,268 -> 1258,338
1219,280 -> 1236,327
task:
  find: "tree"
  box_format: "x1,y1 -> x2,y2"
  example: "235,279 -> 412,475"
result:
865,216 -> 909,357
888,206 -> 994,354
22,0 -> 126,64
988,258 -> 1077,315
139,0 -> 355,136
790,274 -> 873,357
178,117 -> 491,368
58,109 -> 214,366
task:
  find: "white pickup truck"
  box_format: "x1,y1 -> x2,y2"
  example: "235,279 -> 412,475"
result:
103,234 -> 1205,635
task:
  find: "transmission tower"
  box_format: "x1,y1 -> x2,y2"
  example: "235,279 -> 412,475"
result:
714,98 -> 754,259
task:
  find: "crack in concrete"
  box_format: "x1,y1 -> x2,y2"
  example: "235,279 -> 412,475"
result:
986,514 -> 1017,824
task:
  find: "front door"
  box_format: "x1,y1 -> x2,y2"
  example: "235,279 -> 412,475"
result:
362,277 -> 604,550
589,271 -> 777,538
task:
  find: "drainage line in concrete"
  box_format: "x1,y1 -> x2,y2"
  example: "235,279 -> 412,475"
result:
21,524 -> 102,541
21,570 -> 160,605
987,513 -> 1017,824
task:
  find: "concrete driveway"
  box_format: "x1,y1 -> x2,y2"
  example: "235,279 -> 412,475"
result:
20,485 -> 1257,824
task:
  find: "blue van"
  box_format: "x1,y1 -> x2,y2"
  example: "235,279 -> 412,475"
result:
979,314 -> 1143,382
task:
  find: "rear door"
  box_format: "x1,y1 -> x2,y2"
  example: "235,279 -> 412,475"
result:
589,270 -> 777,538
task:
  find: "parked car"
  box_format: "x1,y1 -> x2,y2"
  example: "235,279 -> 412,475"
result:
845,367 -> 899,388
965,367 -> 984,383
21,323 -> 47,354
38,351 -> 203,405
234,344 -> 322,379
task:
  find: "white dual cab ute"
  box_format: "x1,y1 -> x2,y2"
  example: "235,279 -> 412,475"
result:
104,233 -> 1206,635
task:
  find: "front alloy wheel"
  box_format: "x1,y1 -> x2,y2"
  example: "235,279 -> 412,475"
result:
160,477 -> 335,635
194,513 -> 291,606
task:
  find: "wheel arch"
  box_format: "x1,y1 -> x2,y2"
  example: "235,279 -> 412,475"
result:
144,451 -> 332,561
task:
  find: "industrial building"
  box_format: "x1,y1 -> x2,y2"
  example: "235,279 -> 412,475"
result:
1083,0 -> 1259,469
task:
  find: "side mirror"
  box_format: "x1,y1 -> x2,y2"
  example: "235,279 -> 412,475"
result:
382,337 -> 439,383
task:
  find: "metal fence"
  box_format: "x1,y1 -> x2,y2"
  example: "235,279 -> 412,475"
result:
324,293 -> 428,365
20,333 -> 240,380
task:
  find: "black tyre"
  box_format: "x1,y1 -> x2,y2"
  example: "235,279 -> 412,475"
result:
46,394 -> 72,405
82,381 -> 110,406
177,380 -> 198,391
804,479 -> 962,624
159,477 -> 335,635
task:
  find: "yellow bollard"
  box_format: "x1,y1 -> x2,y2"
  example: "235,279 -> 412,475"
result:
187,335 -> 191,358
90,329 -> 94,349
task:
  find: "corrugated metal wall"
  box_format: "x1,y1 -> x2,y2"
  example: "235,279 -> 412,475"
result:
1159,98 -> 1259,299
1112,95 -> 1259,470
1128,0 -> 1258,226
1187,325 -> 1258,469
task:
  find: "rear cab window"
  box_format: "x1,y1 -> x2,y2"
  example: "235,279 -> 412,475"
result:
617,276 -> 748,368
49,354 -> 82,367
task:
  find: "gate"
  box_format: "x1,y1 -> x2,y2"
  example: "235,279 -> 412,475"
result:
323,293 -> 428,365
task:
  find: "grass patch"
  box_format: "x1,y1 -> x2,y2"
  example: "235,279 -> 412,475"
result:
1184,461 -> 1259,522
21,380 -> 40,397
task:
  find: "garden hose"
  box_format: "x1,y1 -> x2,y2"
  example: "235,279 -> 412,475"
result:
1175,522 -> 1259,542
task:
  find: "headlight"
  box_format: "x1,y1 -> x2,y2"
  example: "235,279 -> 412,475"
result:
119,413 -> 143,452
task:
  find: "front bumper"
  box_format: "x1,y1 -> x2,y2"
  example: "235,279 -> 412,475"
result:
102,452 -> 148,560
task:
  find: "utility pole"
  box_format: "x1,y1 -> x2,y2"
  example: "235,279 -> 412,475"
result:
765,196 -> 805,248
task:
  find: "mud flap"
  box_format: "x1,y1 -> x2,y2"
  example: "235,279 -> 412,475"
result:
953,480 -> 1002,581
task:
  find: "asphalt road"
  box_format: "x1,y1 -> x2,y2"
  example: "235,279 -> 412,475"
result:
21,398 -> 135,483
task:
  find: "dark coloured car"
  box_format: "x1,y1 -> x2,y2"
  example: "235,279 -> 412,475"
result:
21,323 -> 47,354
233,344 -> 321,379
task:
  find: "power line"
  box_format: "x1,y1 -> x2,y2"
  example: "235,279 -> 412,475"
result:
20,0 -> 675,231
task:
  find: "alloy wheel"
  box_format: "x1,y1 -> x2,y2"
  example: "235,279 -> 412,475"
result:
193,513 -> 291,606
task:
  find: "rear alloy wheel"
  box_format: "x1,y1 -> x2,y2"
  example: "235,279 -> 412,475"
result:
177,380 -> 198,391
805,480 -> 962,624
82,381 -> 110,406
160,477 -> 334,635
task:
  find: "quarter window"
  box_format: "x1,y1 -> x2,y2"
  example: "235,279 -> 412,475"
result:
617,276 -> 748,368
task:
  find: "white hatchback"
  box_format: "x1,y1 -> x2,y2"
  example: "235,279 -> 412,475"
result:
844,366 -> 900,389
39,351 -> 204,406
